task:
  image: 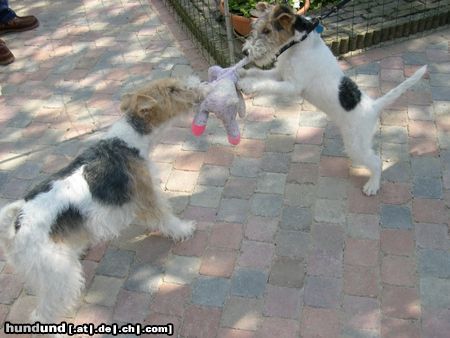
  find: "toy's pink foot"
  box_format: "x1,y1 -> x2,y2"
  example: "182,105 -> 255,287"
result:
228,134 -> 241,145
192,122 -> 206,137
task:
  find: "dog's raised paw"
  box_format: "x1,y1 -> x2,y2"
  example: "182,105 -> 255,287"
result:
363,180 -> 380,196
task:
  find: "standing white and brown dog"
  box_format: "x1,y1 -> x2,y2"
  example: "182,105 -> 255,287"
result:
239,3 -> 427,195
0,78 -> 199,323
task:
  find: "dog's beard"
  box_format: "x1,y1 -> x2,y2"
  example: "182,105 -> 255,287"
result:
243,38 -> 276,67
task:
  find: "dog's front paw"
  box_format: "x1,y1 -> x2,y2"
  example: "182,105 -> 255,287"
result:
363,179 -> 380,196
237,78 -> 256,95
172,220 -> 196,242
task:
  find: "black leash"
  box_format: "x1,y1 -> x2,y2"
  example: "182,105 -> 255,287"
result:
275,0 -> 352,58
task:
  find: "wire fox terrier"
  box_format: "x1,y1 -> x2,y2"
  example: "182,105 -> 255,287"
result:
239,3 -> 427,195
0,78 -> 200,323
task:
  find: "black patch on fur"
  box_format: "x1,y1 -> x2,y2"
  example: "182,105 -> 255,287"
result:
338,76 -> 361,111
24,138 -> 142,206
294,15 -> 315,33
14,212 -> 23,232
50,204 -> 84,238
126,114 -> 152,135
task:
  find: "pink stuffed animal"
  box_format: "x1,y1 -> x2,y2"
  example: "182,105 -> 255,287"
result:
191,58 -> 248,145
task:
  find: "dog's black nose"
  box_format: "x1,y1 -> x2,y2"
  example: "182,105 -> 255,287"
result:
243,49 -> 249,56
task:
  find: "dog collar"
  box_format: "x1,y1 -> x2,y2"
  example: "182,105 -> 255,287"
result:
275,18 -> 322,59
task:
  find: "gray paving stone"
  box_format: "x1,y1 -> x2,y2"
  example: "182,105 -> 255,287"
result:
413,176 -> 443,199
281,206 -> 312,231
275,230 -> 311,259
191,276 -> 230,307
403,52 -> 428,65
419,249 -> 450,279
317,177 -> 347,199
314,199 -> 347,224
415,223 -> 449,250
223,177 -> 256,199
421,277 -> 450,308
96,248 -> 135,278
434,101 -> 450,116
270,117 -> 299,135
346,214 -> 380,240
284,183 -> 316,207
231,158 -> 261,178
85,275 -> 123,307
381,143 -> 410,162
431,86 -> 450,101
430,73 -> 450,87
312,224 -> 345,257
217,198 -> 250,223
190,186 -> 223,208
355,74 -> 379,87
265,135 -> 295,153
292,144 -> 321,163
298,110 -> 328,127
411,157 -> 442,177
124,263 -> 164,294
354,62 -> 380,75
198,165 -> 229,186
243,121 -> 271,139
13,162 -> 41,180
231,268 -> 267,298
380,204 -> 412,229
269,257 -> 305,288
7,112 -> 32,128
322,137 -> 346,157
381,126 -> 408,144
251,193 -> 284,217
256,172 -> 286,194
182,134 -> 209,151
164,255 -> 201,285
261,152 -> 291,173
382,161 -> 411,182
221,297 -> 263,330
304,276 -> 342,309
341,328 -> 379,338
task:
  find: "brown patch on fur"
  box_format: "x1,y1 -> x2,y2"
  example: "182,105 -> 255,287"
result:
121,78 -> 198,131
127,157 -> 162,223
50,228 -> 89,246
253,5 -> 295,46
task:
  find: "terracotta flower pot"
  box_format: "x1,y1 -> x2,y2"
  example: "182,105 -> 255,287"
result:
219,1 -> 254,36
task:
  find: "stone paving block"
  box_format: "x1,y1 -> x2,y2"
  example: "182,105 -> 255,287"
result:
307,252 -> 343,278
382,285 -> 420,320
123,262 -> 163,294
314,198 -> 346,224
421,277 -> 450,308
166,169 -> 199,192
422,308 -> 450,338
256,172 -> 286,194
5,295 -> 37,324
380,182 -> 411,205
217,198 -> 250,223
251,193 -> 283,217
192,276 -> 230,307
256,317 -> 299,338
275,230 -> 311,259
181,305 -> 222,338
382,161 -> 411,182
380,204 -> 412,229
292,144 -> 321,163
113,289 -> 152,323
298,110 -> 328,128
264,285 -> 302,319
322,137 -> 346,157
231,158 -> 261,178
411,156 -> 442,177
343,295 -> 380,331
312,223 -> 345,256
412,198 -> 448,224
265,135 -> 295,153
190,185 -> 223,208
238,240 -> 274,269
198,165 -> 229,186
419,249 -> 450,279
413,176 -> 443,199
200,247 -> 237,278
151,282 -> 190,317
301,306 -> 340,338
381,255 -> 416,287
317,176 -> 347,199
380,229 -> 414,256
281,206 -> 312,231
304,276 -> 342,309
381,142 -> 410,161
381,317 -> 420,338
344,238 -> 379,267
231,268 -> 267,298
0,274 -> 23,305
344,265 -> 379,297
96,248 -> 135,278
269,256 -> 305,288
284,183 -> 316,207
85,275 -> 123,307
221,296 -> 263,331
245,216 -> 278,242
319,156 -> 349,178
172,230 -> 208,257
209,223 -> 243,250
243,121 -> 271,139
260,152 -> 290,173
415,223 -> 449,250
223,177 -> 256,199
346,213 -> 380,240
164,255 -> 201,285
217,328 -> 256,338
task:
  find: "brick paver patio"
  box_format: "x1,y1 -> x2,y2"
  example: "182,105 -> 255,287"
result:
0,0 -> 449,337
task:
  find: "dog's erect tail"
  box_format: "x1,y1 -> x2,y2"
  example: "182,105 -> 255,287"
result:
373,65 -> 427,114
0,200 -> 24,245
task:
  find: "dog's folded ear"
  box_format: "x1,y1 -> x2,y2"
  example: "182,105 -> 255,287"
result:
120,93 -> 157,118
274,12 -> 295,32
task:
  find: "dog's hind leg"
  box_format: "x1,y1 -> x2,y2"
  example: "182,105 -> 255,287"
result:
350,149 -> 382,196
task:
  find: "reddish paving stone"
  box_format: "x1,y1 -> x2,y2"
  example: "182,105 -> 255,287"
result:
209,223 -> 243,250
1,178 -> 31,200
422,308 -> 450,338
301,306 -> 340,338
221,297 -> 263,331
287,163 -> 319,184
264,285 -> 302,319
0,274 -> 24,305
181,305 -> 221,338
172,230 -> 208,257
245,216 -> 278,242
344,264 -> 379,297
0,304 -> 8,324
235,139 -> 265,158
74,303 -> 113,326
296,127 -> 324,145
382,285 -> 420,319
381,317 -> 420,338
200,247 -> 237,278
151,283 -> 190,317
343,295 -> 380,331
173,151 -> 205,171
256,317 -> 299,338
415,223 -> 449,250
381,255 -> 416,286
413,198 -> 448,224
408,120 -> 436,138
205,146 -> 234,167
238,241 -> 274,269
183,206 -> 217,223
223,177 -> 257,199
144,312 -> 182,338
409,137 -> 439,157
307,252 -> 342,278
381,182 -> 412,205
380,229 -> 415,256
217,328 -> 256,338
81,259 -> 98,289
344,238 -> 379,267
166,169 -> 199,192
5,295 -> 37,324
113,289 -> 152,323
319,156 -> 349,178
304,276 -> 342,309
381,56 -> 404,69
348,186 -> 380,214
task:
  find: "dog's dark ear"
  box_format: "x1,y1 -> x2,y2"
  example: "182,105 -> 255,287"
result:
274,12 -> 295,31
294,15 -> 315,32
135,94 -> 157,118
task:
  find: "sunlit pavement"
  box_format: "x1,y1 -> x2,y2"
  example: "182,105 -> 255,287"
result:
0,1 -> 449,337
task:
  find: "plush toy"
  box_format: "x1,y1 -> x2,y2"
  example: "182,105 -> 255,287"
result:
191,58 -> 249,145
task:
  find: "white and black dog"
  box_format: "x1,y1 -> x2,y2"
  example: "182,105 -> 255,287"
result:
239,3 -> 427,195
0,78 -> 199,323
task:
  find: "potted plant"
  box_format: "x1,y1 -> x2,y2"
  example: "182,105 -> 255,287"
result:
220,0 -> 310,36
